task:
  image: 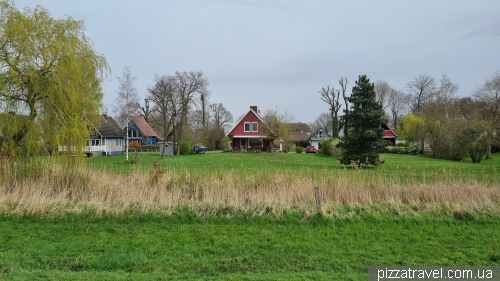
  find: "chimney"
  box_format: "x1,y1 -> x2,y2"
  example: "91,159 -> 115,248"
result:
101,104 -> 108,119
250,106 -> 257,112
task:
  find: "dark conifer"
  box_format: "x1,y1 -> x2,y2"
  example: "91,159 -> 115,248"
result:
337,75 -> 388,166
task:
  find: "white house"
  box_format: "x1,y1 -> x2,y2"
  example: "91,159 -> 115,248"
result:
308,128 -> 330,149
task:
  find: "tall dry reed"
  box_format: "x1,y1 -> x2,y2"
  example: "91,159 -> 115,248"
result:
1,157 -> 499,216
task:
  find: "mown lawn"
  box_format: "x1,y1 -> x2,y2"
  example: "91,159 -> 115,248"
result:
86,151 -> 500,180
1,212 -> 499,280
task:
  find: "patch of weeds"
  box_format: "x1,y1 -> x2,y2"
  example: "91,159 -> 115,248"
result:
149,161 -> 165,184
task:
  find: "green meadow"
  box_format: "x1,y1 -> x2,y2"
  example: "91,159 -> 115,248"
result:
2,152 -> 500,280
87,151 -> 500,181
1,211 -> 499,280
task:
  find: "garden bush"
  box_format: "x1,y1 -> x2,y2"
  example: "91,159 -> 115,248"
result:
295,146 -> 304,153
129,141 -> 141,150
179,141 -> 192,155
220,136 -> 230,150
387,147 -> 410,154
141,145 -> 159,150
297,140 -> 310,148
321,138 -> 344,157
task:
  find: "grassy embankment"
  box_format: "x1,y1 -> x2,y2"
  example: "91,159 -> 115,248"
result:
1,153 -> 500,279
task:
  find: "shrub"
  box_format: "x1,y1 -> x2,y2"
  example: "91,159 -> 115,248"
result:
409,145 -> 419,154
396,142 -> 406,147
141,145 -> 159,150
321,138 -> 344,157
220,136 -> 230,150
297,140 -> 309,148
129,141 -> 141,150
179,141 -> 192,155
317,149 -> 322,154
283,148 -> 289,153
295,146 -> 304,153
387,147 -> 411,154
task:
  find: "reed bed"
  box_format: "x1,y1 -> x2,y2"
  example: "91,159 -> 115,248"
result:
1,157 -> 499,217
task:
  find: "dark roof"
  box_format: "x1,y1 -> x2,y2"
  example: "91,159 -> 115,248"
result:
291,131 -> 311,141
131,117 -> 158,137
99,116 -> 125,137
287,122 -> 312,133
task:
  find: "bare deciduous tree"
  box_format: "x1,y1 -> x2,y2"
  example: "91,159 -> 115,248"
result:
139,98 -> 151,123
114,66 -> 140,161
309,112 -> 332,135
205,103 -> 233,149
172,71 -> 209,154
436,74 -> 459,100
147,75 -> 180,158
474,70 -> 500,159
406,74 -> 437,115
387,88 -> 408,129
114,66 -> 140,128
319,85 -> 341,138
209,103 -> 233,132
374,80 -> 391,110
339,77 -> 349,136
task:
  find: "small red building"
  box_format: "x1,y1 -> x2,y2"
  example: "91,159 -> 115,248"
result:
382,124 -> 398,146
226,106 -> 279,152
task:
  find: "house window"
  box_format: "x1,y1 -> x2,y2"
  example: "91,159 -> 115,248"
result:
116,139 -> 120,146
91,139 -> 100,146
252,122 -> 258,132
244,122 -> 250,132
249,138 -> 262,147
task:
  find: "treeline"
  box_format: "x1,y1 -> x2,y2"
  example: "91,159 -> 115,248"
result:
313,72 -> 500,163
113,68 -> 233,154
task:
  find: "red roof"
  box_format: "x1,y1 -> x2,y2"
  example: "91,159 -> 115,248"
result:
132,117 -> 158,137
383,130 -> 396,137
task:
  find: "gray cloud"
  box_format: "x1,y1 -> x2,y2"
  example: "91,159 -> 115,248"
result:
14,0 -> 500,123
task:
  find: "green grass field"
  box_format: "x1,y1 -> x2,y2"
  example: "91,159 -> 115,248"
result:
87,151 -> 500,181
1,211 -> 499,280
2,153 -> 500,280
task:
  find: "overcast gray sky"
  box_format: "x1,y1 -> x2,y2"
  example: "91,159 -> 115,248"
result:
16,0 -> 500,124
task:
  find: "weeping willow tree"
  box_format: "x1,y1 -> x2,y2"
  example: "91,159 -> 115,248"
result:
0,1 -> 109,157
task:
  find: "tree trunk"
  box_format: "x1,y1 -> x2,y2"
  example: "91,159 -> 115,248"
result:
486,145 -> 492,159
331,118 -> 339,138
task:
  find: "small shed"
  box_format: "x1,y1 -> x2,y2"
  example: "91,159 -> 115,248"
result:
158,142 -> 174,156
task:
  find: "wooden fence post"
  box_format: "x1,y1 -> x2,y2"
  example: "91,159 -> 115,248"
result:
314,187 -> 322,213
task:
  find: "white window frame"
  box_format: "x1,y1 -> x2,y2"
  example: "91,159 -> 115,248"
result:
252,122 -> 258,132
91,139 -> 100,146
244,122 -> 250,132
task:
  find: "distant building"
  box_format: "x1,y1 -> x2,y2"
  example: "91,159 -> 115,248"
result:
308,128 -> 330,149
123,117 -> 162,145
226,105 -> 282,152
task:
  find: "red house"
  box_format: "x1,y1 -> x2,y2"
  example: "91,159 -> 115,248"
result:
382,124 -> 398,146
226,106 -> 278,152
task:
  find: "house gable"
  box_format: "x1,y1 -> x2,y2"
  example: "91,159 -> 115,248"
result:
308,128 -> 330,141
227,110 -> 266,137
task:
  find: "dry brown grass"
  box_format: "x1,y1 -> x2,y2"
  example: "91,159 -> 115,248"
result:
1,157 -> 499,216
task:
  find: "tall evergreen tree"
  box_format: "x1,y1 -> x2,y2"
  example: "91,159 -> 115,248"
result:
337,75 -> 387,166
